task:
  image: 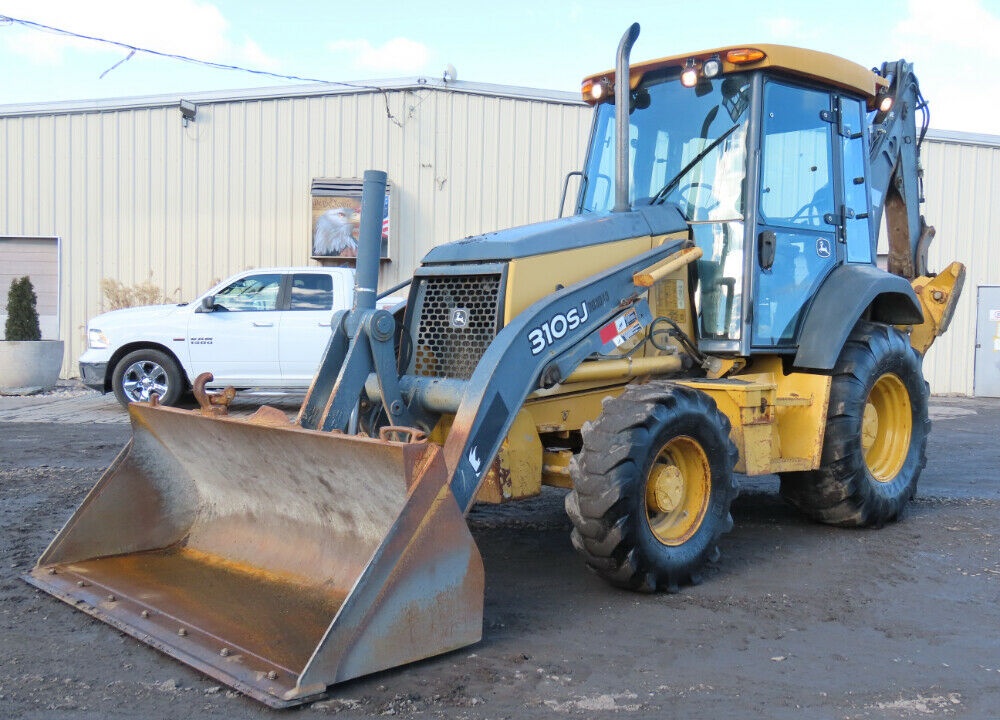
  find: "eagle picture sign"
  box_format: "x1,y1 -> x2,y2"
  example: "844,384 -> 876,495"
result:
311,178 -> 391,261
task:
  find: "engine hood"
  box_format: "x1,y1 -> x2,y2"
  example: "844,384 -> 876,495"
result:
88,304 -> 184,328
421,205 -> 688,264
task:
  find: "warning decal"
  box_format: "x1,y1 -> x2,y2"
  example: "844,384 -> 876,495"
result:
599,309 -> 642,352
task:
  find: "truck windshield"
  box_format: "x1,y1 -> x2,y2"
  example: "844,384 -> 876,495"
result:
579,71 -> 751,221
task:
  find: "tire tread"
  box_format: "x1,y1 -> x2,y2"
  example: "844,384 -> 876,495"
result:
779,322 -> 929,527
565,381 -> 739,592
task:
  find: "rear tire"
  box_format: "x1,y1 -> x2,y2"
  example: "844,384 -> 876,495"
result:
779,322 -> 929,526
566,382 -> 738,592
112,349 -> 185,407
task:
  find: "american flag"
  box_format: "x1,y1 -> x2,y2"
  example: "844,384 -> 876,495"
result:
382,193 -> 390,239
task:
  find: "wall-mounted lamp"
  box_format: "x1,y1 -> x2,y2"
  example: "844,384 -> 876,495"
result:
179,99 -> 197,127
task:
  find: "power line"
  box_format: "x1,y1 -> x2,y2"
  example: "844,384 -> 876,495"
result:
0,13 -> 405,125
0,14 -> 375,89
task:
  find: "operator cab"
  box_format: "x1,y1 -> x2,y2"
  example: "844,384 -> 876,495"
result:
577,46 -> 880,357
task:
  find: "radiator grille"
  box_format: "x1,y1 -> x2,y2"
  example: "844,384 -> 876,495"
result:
412,273 -> 502,379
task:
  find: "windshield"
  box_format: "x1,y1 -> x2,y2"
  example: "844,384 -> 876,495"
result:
580,71 -> 751,221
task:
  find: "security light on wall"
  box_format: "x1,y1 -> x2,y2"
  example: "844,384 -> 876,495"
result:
179,100 -> 197,127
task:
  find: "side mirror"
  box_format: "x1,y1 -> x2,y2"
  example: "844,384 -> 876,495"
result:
197,295 -> 216,313
758,230 -> 777,271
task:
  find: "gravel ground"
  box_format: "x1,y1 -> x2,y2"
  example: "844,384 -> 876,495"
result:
1,386 -> 999,718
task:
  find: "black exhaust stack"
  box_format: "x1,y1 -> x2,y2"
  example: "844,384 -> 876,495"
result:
613,23 -> 640,213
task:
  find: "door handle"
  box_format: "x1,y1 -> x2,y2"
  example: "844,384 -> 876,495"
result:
252,321 -> 274,327
318,322 -> 331,327
758,230 -> 776,270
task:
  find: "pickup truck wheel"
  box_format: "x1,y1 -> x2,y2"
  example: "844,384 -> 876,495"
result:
566,382 -> 738,592
112,349 -> 185,407
779,322 -> 929,526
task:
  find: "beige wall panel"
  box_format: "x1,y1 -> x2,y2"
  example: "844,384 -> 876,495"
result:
0,124 -> 7,228
22,119 -> 37,234
290,97 -> 311,266
35,116 -> 54,234
66,115 -> 85,348
217,103 -> 242,286
4,120 -> 24,232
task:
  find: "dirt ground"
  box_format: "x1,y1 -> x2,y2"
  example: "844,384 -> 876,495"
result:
1,387 -> 999,719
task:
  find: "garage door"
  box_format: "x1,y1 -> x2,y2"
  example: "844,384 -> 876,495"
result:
0,237 -> 60,339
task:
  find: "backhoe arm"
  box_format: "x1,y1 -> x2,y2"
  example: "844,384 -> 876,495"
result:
867,61 -> 965,353
868,59 -> 932,279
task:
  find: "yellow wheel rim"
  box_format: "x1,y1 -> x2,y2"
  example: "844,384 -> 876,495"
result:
645,436 -> 711,546
863,373 -> 912,482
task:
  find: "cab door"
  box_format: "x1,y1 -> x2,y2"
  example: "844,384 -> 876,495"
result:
752,80 -> 839,348
838,95 -> 874,265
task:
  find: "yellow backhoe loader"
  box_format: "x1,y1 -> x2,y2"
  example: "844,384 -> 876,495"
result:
27,25 -> 964,707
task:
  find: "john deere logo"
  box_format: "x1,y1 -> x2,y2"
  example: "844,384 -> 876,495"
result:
450,307 -> 469,328
816,237 -> 832,259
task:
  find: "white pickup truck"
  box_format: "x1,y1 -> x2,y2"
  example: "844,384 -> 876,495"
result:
79,267 -> 404,407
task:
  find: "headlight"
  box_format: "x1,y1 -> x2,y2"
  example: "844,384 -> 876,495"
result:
582,77 -> 613,104
702,57 -> 722,78
680,60 -> 699,88
88,328 -> 109,349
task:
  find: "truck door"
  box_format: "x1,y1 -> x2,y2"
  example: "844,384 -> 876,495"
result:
187,272 -> 283,385
752,80 -> 838,348
278,272 -> 341,384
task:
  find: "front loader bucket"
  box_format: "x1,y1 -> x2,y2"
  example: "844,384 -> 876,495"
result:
26,403 -> 484,707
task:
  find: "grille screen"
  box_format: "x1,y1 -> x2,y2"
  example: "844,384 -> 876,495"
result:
412,273 -> 502,379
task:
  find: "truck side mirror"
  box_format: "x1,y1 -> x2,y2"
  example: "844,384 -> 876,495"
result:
758,230 -> 777,271
198,295 -> 216,313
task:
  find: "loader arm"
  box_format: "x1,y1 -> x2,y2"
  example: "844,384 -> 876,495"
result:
305,232 -> 688,511
439,238 -> 685,512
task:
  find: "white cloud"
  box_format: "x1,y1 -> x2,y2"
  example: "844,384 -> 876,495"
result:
894,0 -> 1000,59
327,37 -> 432,75
0,0 -> 278,69
891,0 -> 1000,132
239,37 -> 279,72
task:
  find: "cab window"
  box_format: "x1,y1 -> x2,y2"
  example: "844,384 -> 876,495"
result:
759,82 -> 834,227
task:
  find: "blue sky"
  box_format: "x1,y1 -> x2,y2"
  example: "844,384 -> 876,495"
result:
1,0 -> 998,134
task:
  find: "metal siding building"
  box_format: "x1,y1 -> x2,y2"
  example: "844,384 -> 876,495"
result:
0,80 -> 591,378
919,130 -> 1000,395
1,81 -> 997,395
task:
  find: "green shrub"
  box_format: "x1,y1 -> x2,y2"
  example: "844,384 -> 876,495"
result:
4,276 -> 41,341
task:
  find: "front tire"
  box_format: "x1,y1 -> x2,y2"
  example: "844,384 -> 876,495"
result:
566,382 -> 738,592
112,349 -> 185,407
779,322 -> 929,526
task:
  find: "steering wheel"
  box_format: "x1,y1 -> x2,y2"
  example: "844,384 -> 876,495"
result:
676,182 -> 719,214
790,201 -> 823,226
